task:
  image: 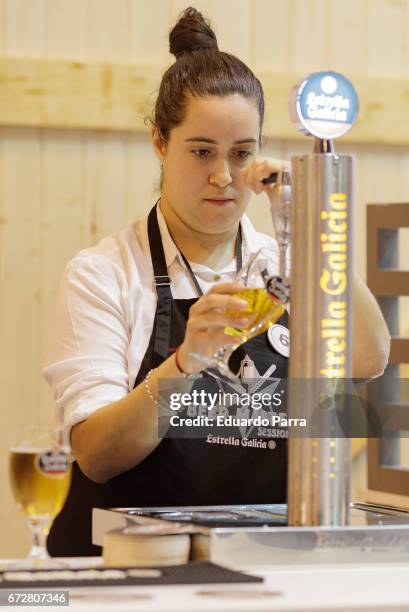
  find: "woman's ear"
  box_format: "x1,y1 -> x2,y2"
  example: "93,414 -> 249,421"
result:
151,125 -> 166,162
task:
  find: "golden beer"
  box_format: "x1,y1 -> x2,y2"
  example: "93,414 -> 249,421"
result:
225,287 -> 286,341
9,449 -> 71,518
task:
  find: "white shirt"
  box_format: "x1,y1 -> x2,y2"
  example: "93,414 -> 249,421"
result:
43,207 -> 279,435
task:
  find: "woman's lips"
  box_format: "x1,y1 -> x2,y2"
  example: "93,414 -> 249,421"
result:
204,198 -> 234,206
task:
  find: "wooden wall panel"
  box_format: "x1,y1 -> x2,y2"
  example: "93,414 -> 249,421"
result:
2,0 -> 45,55
252,0 -> 291,70
0,131 -> 42,414
1,0 -> 409,556
123,133 -> 161,225
355,145 -> 409,275
44,0 -> 86,58
211,0 -> 251,63
328,0 -> 367,75
128,0 -> 172,63
85,0 -> 130,60
289,0 -> 330,72
5,58 -> 409,144
84,133 -> 127,244
367,0 -> 406,77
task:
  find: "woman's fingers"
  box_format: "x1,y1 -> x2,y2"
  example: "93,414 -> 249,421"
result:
189,284 -> 247,317
206,281 -> 246,295
244,159 -> 276,193
195,329 -> 243,347
187,310 -> 249,332
241,157 -> 290,194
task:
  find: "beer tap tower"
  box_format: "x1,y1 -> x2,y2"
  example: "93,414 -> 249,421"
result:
284,71 -> 357,526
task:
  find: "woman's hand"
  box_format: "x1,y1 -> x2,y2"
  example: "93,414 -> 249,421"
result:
241,156 -> 291,204
177,282 -> 249,374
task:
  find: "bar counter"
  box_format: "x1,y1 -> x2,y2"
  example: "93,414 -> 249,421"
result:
1,556 -> 408,611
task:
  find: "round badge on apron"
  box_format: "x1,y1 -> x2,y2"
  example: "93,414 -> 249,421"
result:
268,324 -> 290,358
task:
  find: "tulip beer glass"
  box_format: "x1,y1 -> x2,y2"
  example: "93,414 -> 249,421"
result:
9,425 -> 72,568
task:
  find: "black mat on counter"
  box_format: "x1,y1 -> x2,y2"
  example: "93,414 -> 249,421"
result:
0,561 -> 263,588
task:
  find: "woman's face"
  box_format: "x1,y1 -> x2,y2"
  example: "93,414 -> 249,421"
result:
153,94 -> 260,234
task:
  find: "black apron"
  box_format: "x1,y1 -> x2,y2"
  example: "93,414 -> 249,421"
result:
47,205 -> 288,556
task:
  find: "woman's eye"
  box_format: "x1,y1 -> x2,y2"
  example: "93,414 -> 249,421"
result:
233,150 -> 252,160
192,149 -> 211,158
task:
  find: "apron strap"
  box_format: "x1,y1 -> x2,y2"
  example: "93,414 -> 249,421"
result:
147,205 -> 173,360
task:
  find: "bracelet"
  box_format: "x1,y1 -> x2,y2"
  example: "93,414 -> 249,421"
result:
144,368 -> 158,406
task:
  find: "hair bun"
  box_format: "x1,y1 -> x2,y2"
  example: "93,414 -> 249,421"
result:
169,7 -> 218,60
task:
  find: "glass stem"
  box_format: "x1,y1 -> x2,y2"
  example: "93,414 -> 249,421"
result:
278,241 -> 285,278
215,345 -> 240,380
27,517 -> 50,563
278,236 -> 289,279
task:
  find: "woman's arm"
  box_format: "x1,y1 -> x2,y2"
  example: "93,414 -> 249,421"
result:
71,353 -> 183,484
351,271 -> 390,379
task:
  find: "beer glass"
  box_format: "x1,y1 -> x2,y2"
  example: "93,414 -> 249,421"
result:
8,424 -> 72,568
189,247 -> 289,378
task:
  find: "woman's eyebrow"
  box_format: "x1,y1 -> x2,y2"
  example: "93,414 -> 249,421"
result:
184,137 -> 257,144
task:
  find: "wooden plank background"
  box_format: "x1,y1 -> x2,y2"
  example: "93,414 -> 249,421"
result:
4,58 -> 409,146
1,0 -> 409,557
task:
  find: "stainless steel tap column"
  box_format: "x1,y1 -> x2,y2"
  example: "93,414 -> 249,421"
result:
286,72 -> 359,526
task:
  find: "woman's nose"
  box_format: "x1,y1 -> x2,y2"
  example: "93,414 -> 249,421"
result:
208,159 -> 233,188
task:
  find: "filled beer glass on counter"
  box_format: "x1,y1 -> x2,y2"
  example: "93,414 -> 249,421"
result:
8,423 -> 72,568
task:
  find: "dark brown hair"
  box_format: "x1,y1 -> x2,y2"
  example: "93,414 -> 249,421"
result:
153,7 -> 265,144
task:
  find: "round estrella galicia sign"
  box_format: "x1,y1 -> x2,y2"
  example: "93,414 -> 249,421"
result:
289,71 -> 359,139
268,324 -> 290,358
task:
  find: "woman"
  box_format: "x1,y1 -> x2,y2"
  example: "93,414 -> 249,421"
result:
43,7 -> 390,556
